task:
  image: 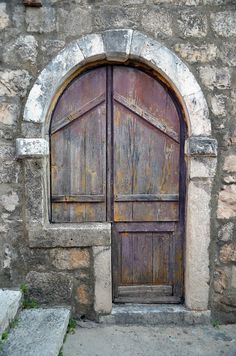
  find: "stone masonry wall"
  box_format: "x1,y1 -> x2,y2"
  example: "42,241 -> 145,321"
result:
0,0 -> 236,321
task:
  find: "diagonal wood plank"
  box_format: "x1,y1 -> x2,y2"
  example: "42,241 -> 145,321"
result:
51,93 -> 106,134
113,92 -> 179,143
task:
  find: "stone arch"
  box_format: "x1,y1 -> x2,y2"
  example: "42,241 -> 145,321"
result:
23,29 -> 211,137
17,29 -> 217,314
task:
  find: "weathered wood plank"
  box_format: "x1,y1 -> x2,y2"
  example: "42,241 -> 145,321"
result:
120,233 -> 134,285
133,233 -> 153,284
115,194 -> 179,202
51,94 -> 106,134
51,195 -> 105,203
116,222 -> 176,232
118,284 -> 172,296
114,92 -> 180,143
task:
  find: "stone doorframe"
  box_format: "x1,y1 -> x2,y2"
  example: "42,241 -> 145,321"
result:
16,29 -> 217,315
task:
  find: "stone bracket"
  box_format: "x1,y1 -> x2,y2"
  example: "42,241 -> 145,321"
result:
185,136 -> 217,157
16,138 -> 49,158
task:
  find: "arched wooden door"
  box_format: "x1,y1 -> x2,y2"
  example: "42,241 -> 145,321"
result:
50,65 -> 185,303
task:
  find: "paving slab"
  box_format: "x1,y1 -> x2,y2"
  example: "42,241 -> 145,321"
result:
0,289 -> 22,335
63,322 -> 236,356
0,307 -> 70,356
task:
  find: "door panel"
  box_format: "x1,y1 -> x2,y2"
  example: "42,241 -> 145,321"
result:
112,66 -> 183,302
51,67 -> 107,222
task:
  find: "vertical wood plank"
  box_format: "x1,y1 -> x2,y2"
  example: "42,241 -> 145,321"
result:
133,233 -> 153,284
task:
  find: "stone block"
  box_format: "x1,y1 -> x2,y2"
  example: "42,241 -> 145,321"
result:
1,308 -> 70,356
78,33 -> 105,63
0,159 -> 21,184
183,91 -> 211,136
218,222 -> 234,242
26,7 -> 56,33
3,35 -> 38,66
189,157 -> 217,179
103,29 -> 133,62
28,223 -> 111,248
210,94 -> 227,117
141,9 -> 172,38
21,122 -> 42,138
0,3 -> 10,30
231,266 -> 236,289
223,155 -> 236,172
92,6 -> 139,31
185,180 -> 212,310
199,66 -> 231,90
224,176 -> 236,184
217,184 -> 236,219
0,99 -> 20,126
26,271 -> 73,303
203,0 -> 232,4
41,39 -> 65,58
76,284 -> 91,305
185,137 -> 217,157
0,191 -> 19,213
16,138 -> 49,158
213,269 -> 228,294
0,144 -> 15,160
0,289 -> 22,335
174,43 -> 217,63
0,70 -> 32,97
211,11 -> 236,37
219,244 -> 236,264
130,30 -> 150,59
93,246 -> 112,315
24,159 -> 44,223
57,8 -> 92,37
51,248 -> 90,270
177,10 -> 207,38
219,42 -> 236,67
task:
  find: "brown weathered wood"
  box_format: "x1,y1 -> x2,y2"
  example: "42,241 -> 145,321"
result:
51,93 -> 106,134
51,66 -> 107,223
115,194 -> 179,202
112,65 -> 183,303
51,195 -> 105,203
116,222 -> 176,232
23,0 -> 42,7
114,92 -> 179,143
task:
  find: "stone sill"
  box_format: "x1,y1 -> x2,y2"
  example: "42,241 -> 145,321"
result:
28,222 -> 111,248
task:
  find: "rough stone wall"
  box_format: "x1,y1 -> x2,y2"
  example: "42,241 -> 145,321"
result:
0,0 -> 235,321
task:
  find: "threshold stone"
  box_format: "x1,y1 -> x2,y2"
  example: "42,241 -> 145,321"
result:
99,304 -> 211,325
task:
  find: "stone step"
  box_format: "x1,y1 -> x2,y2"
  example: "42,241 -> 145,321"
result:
1,307 -> 70,356
0,289 -> 22,336
99,304 -> 211,326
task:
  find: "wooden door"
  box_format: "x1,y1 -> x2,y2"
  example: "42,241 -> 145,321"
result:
50,65 -> 185,303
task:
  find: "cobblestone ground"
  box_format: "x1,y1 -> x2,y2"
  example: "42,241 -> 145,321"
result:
63,322 -> 236,356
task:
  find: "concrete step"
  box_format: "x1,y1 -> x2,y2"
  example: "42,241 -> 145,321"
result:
99,304 -> 211,326
1,307 -> 70,356
0,289 -> 22,336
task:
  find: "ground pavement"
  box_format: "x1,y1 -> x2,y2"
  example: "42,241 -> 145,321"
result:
63,321 -> 236,356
